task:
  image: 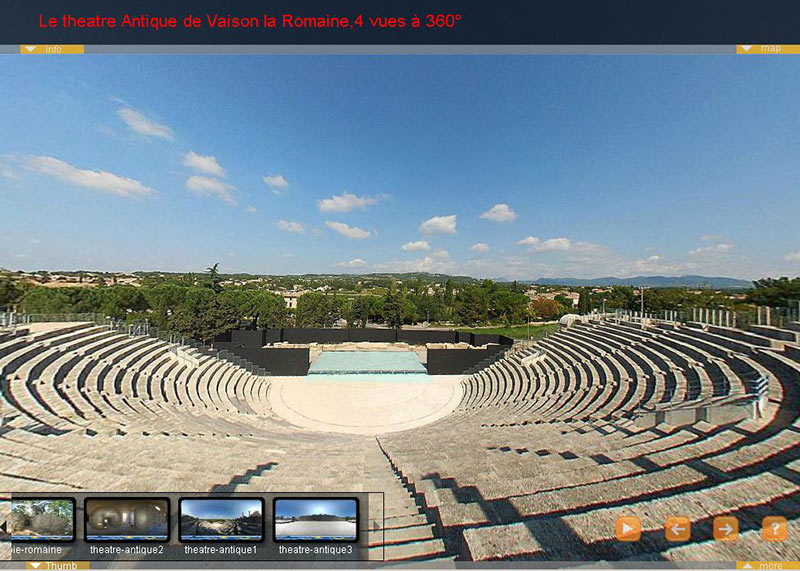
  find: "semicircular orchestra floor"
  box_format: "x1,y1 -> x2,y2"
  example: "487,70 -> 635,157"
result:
268,374 -> 464,434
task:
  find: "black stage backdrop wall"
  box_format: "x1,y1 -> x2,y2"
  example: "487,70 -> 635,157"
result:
213,328 -> 513,376
426,344 -> 508,375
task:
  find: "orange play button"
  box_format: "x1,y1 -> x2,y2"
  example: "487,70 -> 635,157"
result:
616,516 -> 641,541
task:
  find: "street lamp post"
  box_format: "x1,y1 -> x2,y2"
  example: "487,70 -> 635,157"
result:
640,287 -> 645,329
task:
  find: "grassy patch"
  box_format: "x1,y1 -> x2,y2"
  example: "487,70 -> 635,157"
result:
458,323 -> 557,340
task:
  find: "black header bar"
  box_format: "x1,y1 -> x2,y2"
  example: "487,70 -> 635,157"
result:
1,0 -> 799,45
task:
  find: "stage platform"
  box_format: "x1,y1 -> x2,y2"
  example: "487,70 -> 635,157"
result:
308,350 -> 428,375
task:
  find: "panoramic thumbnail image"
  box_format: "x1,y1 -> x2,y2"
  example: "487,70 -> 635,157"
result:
274,499 -> 358,541
0,55 -> 799,562
180,499 -> 264,541
85,499 -> 169,541
9,500 -> 74,541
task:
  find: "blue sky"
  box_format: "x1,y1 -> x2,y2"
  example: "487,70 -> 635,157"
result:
1,55 -> 798,279
181,499 -> 262,519
275,499 -> 356,518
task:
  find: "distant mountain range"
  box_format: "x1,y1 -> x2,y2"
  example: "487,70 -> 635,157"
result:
355,273 -> 748,289
4,267 -> 754,289
518,275 -> 752,289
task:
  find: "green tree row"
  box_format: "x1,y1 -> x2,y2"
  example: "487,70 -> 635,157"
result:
5,269 -> 799,341
13,282 -> 288,342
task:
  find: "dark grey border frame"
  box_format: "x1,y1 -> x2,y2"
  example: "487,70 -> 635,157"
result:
84,497 -> 171,543
9,497 -> 76,543
272,497 -> 360,544
178,497 -> 265,543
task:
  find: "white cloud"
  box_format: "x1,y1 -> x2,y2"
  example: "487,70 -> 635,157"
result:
470,242 -> 491,253
372,235 -> 754,280
263,174 -> 290,194
784,250 -> 800,262
246,205 -> 257,213
98,125 -> 116,138
480,203 -> 517,223
335,258 -> 368,268
461,255 -> 543,279
185,175 -> 236,204
20,155 -> 156,198
182,151 -> 226,178
325,220 -> 371,239
276,220 -> 306,234
419,214 -> 457,235
432,249 -> 450,259
516,235 -> 611,256
572,241 -> 612,255
530,237 -> 572,252
701,234 -> 720,241
116,107 -> 174,140
688,243 -> 734,256
627,254 -> 688,275
516,236 -> 540,246
402,240 -> 431,252
373,255 -> 459,274
633,254 -> 662,268
317,191 -> 384,213
0,160 -> 19,180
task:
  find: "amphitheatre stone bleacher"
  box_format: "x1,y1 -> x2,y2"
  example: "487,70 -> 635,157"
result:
0,316 -> 798,562
377,318 -> 799,561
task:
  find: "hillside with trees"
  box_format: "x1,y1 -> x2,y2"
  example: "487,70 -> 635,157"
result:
3,266 -> 797,343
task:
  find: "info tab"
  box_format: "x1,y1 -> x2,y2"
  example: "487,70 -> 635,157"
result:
19,44 -> 84,54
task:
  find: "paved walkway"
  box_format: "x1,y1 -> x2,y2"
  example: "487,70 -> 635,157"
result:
268,375 -> 464,434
